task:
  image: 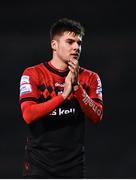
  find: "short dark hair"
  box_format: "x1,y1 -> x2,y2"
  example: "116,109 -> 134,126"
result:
50,18 -> 85,40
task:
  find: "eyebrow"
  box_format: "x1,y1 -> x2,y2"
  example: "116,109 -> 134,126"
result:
66,38 -> 82,43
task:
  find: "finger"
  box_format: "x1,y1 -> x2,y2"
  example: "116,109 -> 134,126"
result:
68,65 -> 75,73
68,60 -> 75,67
68,65 -> 79,77
68,62 -> 75,70
69,59 -> 79,66
68,61 -> 79,72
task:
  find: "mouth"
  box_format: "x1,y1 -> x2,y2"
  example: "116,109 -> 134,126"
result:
70,53 -> 79,59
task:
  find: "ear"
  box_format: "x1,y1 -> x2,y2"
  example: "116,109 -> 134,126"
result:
51,40 -> 57,51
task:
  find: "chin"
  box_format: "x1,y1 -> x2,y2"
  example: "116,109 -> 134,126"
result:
63,59 -> 69,64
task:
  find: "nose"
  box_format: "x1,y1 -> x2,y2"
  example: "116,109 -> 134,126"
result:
73,42 -> 80,51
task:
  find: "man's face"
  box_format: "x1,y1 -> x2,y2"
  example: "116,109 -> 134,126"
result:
52,31 -> 82,63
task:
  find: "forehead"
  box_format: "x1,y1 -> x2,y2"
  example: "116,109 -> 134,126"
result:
60,31 -> 82,41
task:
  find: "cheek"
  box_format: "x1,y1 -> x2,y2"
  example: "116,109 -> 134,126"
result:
60,45 -> 69,54
77,46 -> 81,53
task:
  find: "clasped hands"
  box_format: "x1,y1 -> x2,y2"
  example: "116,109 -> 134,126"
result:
62,59 -> 79,99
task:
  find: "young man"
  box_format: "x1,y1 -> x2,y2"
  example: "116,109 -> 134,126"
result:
19,18 -> 103,178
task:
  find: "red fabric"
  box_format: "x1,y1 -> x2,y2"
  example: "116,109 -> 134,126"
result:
19,61 -> 103,124
74,85 -> 103,123
21,95 -> 64,124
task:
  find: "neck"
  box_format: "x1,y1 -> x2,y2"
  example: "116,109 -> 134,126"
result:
50,57 -> 68,71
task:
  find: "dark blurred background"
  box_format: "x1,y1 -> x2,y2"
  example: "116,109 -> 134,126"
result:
0,1 -> 136,178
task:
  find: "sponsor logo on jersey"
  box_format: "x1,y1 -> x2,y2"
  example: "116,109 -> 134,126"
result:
50,108 -> 75,116
55,82 -> 65,87
20,75 -> 30,85
55,82 -> 64,95
20,84 -> 32,96
82,91 -> 102,117
96,78 -> 102,97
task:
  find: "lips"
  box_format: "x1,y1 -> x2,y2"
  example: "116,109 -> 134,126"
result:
71,53 -> 79,58
71,53 -> 79,56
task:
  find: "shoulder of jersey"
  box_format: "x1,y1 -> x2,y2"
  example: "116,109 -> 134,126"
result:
23,63 -> 43,73
79,66 -> 97,77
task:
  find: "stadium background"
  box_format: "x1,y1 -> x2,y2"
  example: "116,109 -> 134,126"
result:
0,1 -> 135,178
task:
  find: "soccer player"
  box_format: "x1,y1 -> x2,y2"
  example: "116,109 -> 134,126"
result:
19,18 -> 103,178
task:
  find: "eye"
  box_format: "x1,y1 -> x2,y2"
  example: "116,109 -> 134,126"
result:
67,40 -> 73,44
77,41 -> 82,46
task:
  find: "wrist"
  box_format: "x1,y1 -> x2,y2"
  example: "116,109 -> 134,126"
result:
73,82 -> 80,91
62,93 -> 67,100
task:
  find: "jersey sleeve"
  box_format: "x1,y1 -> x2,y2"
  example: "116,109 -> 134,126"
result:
74,72 -> 103,123
19,67 -> 41,103
19,66 -> 65,124
88,73 -> 103,103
